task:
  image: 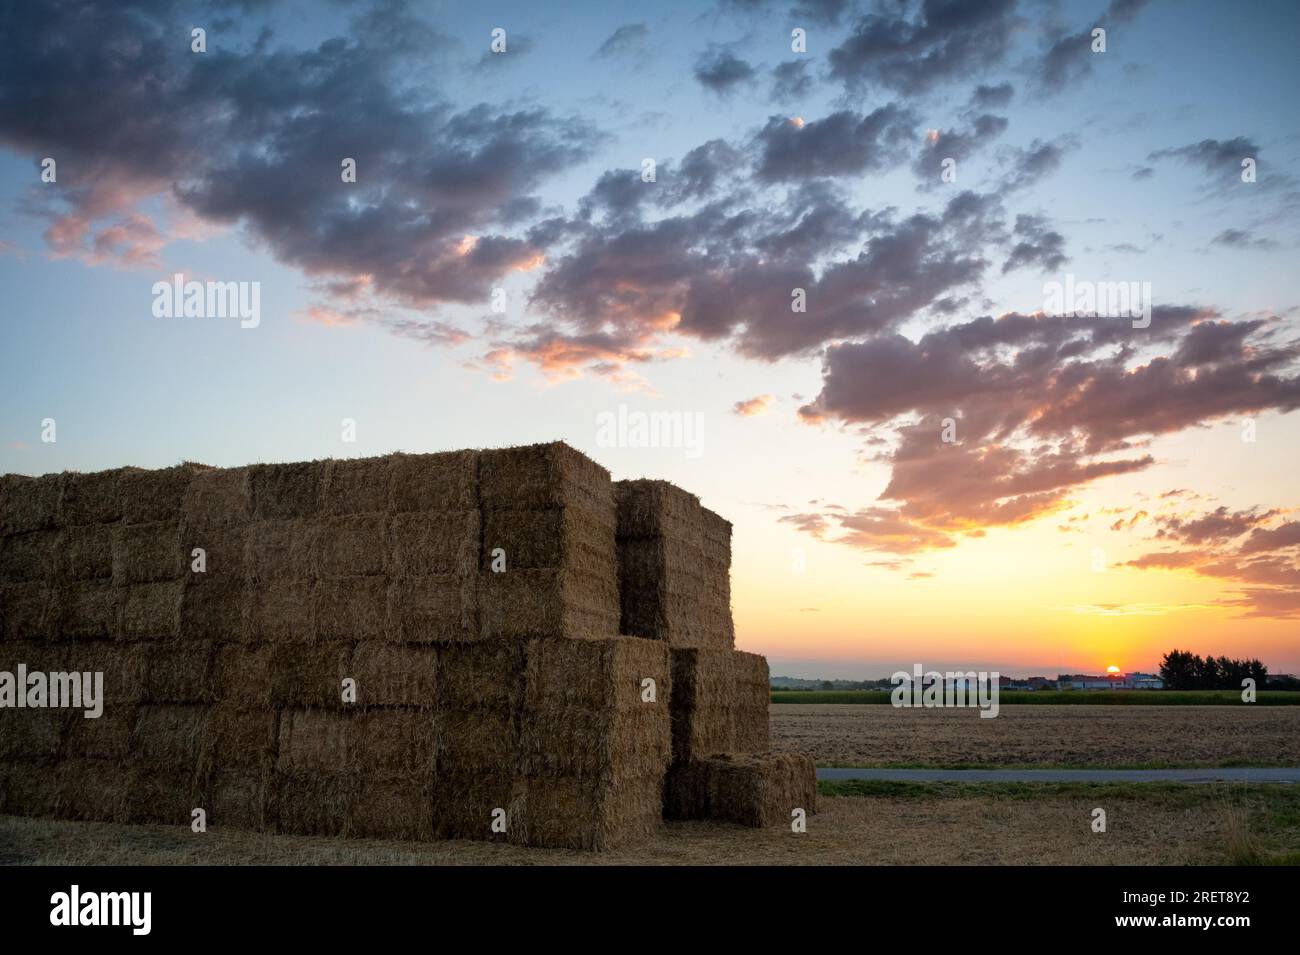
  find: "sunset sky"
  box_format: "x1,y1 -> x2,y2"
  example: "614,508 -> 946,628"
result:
2,0 -> 1297,678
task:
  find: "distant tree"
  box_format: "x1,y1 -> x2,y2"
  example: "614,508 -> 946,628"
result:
1160,649 -> 1196,689
1160,649 -> 1268,690
820,680 -> 834,691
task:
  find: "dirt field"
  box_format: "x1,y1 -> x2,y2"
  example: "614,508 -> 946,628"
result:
770,704 -> 1300,767
1,784 -> 1280,865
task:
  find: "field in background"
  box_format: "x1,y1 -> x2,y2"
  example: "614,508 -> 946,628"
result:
771,690 -> 1300,705
6,781 -> 1297,865
770,704 -> 1300,768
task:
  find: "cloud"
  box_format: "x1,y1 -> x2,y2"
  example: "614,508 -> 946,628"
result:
1001,214 -> 1067,273
754,107 -> 916,181
693,48 -> 757,94
1148,136 -> 1259,180
770,60 -> 815,103
594,23 -> 649,60
969,82 -> 1014,109
911,113 -> 1010,185
1211,229 -> 1279,251
1036,0 -> 1150,92
733,394 -> 774,416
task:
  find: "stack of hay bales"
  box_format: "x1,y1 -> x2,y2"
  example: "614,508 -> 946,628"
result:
615,479 -> 816,827
1,442 -> 812,848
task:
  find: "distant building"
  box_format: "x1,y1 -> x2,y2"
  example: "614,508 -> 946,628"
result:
1057,672 -> 1164,689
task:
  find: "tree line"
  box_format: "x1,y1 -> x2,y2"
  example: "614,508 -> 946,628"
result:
1158,649 -> 1267,690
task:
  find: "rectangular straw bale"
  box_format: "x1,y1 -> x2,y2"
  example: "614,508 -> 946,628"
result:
212,643 -> 274,707
0,529 -> 64,582
143,641 -> 217,703
665,753 -> 816,827
431,773 -> 514,841
272,771 -> 359,836
390,509 -> 479,577
65,523 -> 113,580
479,568 -> 618,641
65,641 -> 145,706
731,650 -> 771,752
387,574 -> 476,643
125,764 -> 206,825
65,705 -> 137,759
121,463 -> 208,525
55,757 -> 131,822
0,707 -> 71,759
0,759 -> 60,817
1,473 -> 62,534
0,638 -> 67,676
277,709 -> 350,773
614,479 -> 702,542
111,521 -> 184,584
508,774 -> 663,850
178,579 -> 246,642
670,647 -> 735,761
523,634 -> 669,710
248,460 -> 324,521
181,466 -> 251,527
389,450 -> 478,513
59,469 -> 127,526
437,639 -> 523,710
352,709 -> 436,776
184,523 -> 246,582
352,776 -> 434,840
245,519 -> 317,582
0,582 -> 56,641
313,513 -> 389,579
480,442 -> 613,513
268,641 -> 353,709
203,704 -> 278,770
480,505 -> 614,573
351,641 -> 436,707
315,576 -> 388,642
246,580 -> 315,643
209,768 -> 271,830
321,456 -> 393,516
60,581 -> 120,638
130,703 -> 207,769
117,581 -> 184,640
436,706 -> 517,776
517,704 -> 670,780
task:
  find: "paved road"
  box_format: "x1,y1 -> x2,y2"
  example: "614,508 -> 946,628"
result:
816,767 -> 1300,784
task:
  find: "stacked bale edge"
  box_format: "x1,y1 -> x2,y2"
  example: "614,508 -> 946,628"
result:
0,445 -> 672,850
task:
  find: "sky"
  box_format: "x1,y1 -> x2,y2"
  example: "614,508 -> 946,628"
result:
1,0 -> 1298,679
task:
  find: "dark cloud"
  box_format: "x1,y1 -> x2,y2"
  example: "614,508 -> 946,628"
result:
754,107 -> 916,181
1211,228 -> 1278,251
912,113 -> 1009,184
1036,0 -> 1150,92
969,82 -> 1014,109
829,0 -> 1019,95
1148,137 -> 1259,179
693,48 -> 758,94
1001,214 -> 1067,273
594,22 -> 649,59
770,60 -> 815,103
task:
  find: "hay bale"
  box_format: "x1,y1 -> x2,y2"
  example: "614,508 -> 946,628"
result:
320,457 -> 393,516
437,640 -> 523,710
209,768 -> 271,830
522,634 -> 667,710
246,580 -> 316,643
0,758 -> 60,816
387,574 -> 476,643
178,579 -> 246,642
182,466 -> 251,527
670,648 -> 736,761
0,582 -> 56,641
111,521 -> 185,585
436,706 -> 517,776
664,753 -> 816,827
352,775 -> 434,840
0,473 -> 60,534
203,705 -> 277,770
65,641 -> 146,706
615,478 -> 702,541
353,709 -> 436,776
121,463 -> 208,525
245,519 -> 317,582
276,709 -> 349,773
316,576 -> 388,641
65,704 -> 137,759
272,771 -> 359,836
59,469 -> 128,526
0,529 -> 64,582
390,510 -> 479,577
313,513 -> 389,579
480,506 -> 614,573
211,643 -> 274,708
54,757 -> 131,822
430,773 -> 514,841
731,650 -> 771,752
508,774 -> 663,850
184,524 -> 247,582
268,641 -> 353,709
248,460 -> 325,521
126,763 -> 205,825
116,581 -> 184,640
130,703 -> 207,769
0,707 -> 71,759
480,442 -> 612,514
143,641 -> 217,703
65,524 -> 113,581
389,450 -> 478,513
479,568 -> 618,641
351,642 -> 436,707
59,582 -> 120,639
